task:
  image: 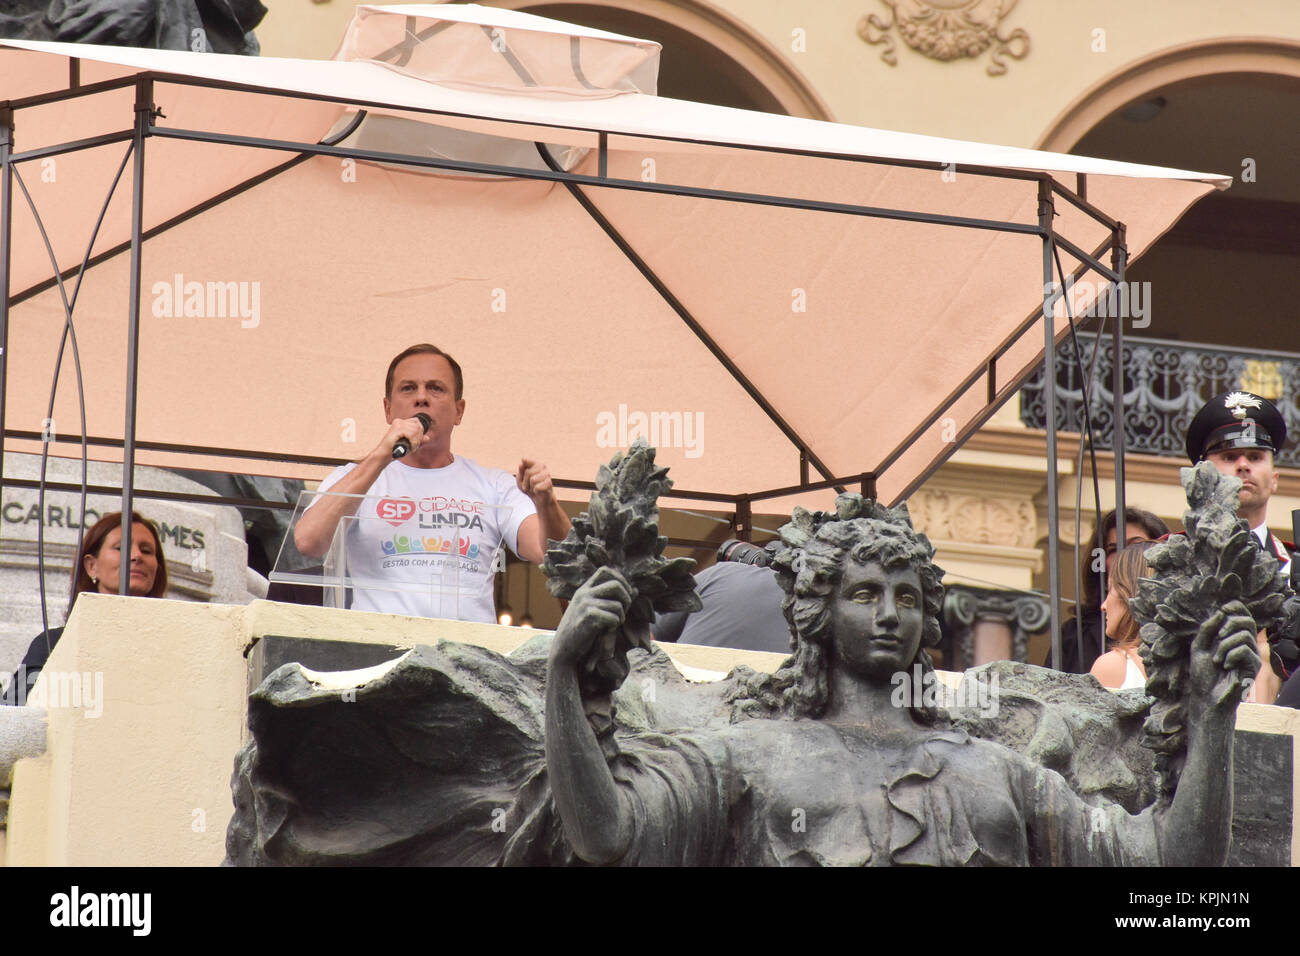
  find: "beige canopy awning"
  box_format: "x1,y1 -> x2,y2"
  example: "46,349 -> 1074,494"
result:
0,3 -> 1226,525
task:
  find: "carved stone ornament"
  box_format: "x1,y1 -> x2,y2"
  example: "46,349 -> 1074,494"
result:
908,489 -> 1037,549
857,0 -> 1030,76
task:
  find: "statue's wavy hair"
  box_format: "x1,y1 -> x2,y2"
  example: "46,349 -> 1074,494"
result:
727,494 -> 946,723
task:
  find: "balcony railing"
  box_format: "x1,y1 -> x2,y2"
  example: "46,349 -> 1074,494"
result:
1020,333 -> 1300,467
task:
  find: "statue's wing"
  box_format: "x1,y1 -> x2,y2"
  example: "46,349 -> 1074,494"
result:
947,661 -> 1156,813
226,636 -> 736,866
226,640 -> 553,866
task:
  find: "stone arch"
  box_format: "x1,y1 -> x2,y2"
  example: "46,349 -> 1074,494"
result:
1036,36 -> 1300,152
491,0 -> 834,119
1033,37 -> 1300,406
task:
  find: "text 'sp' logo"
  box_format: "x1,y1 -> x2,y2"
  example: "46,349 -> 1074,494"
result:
378,498 -> 416,526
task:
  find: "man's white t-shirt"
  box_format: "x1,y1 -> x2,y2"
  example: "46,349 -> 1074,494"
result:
308,456 -> 535,623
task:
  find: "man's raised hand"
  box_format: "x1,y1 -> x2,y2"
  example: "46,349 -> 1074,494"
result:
517,458 -> 556,504
376,417 -> 428,461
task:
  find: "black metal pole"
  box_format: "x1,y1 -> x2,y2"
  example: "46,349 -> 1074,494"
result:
152,125 -> 1044,239
119,80 -> 151,594
1111,228 -> 1128,541
1040,180 -> 1063,671
0,108 -> 12,543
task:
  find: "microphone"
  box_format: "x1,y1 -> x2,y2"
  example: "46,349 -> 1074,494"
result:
392,413 -> 432,460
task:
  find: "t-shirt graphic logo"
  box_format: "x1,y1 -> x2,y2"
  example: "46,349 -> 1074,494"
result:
377,498 -> 416,527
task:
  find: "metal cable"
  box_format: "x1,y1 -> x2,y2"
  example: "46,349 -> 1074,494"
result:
1053,242 -> 1107,668
14,142 -> 133,652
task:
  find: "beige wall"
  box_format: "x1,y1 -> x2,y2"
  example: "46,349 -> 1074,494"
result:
733,0 -> 1300,137
258,1 -> 1300,146
699,0 -> 1300,144
911,451 -> 1060,590
257,0 -> 358,58
3,594 -> 783,866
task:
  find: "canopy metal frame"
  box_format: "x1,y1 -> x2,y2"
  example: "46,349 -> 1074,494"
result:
0,68 -> 1133,666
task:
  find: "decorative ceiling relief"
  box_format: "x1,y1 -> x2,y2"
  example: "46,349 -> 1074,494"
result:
857,0 -> 1030,76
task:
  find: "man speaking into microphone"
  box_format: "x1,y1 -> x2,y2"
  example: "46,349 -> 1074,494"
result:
294,343 -> 570,623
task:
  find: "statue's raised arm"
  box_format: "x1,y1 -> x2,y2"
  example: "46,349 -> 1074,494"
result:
1132,461 -> 1279,865
545,566 -> 639,861
541,442 -> 700,862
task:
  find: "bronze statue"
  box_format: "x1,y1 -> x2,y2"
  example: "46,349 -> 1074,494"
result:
226,446 -> 1274,866
544,480 -> 1260,865
0,0 -> 264,54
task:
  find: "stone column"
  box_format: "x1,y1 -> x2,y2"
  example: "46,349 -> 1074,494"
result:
942,584 -> 1050,671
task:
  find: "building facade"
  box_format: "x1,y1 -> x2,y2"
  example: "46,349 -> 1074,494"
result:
256,0 -> 1300,660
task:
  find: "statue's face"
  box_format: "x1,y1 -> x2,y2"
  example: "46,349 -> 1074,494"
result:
829,558 -> 924,681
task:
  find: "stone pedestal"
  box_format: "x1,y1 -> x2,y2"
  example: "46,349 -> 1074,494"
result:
1,453 -> 265,674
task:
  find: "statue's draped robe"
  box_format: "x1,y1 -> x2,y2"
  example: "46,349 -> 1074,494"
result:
608,722 -> 1157,866
226,640 -> 1159,866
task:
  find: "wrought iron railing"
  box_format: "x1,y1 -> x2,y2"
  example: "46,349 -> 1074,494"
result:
1020,333 -> 1300,467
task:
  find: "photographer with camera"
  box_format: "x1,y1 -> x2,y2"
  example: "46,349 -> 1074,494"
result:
652,538 -> 789,653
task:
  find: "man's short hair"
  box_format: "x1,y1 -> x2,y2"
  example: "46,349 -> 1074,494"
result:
385,344 -> 464,400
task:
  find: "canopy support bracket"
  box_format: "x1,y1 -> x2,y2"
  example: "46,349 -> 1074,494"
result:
735,496 -> 751,542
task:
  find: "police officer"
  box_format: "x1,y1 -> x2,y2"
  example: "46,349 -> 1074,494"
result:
1186,390 -> 1293,701
1186,390 -> 1291,569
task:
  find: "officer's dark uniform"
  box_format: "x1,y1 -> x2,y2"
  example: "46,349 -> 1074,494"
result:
1185,390 -> 1298,684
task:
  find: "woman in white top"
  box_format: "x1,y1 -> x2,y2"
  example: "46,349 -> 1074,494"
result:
1091,541 -> 1158,690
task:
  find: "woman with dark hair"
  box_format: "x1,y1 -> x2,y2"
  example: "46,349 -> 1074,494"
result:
1047,505 -> 1168,674
3,511 -> 167,705
1091,541 -> 1157,690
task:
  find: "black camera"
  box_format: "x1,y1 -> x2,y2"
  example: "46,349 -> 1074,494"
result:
717,539 -> 778,567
